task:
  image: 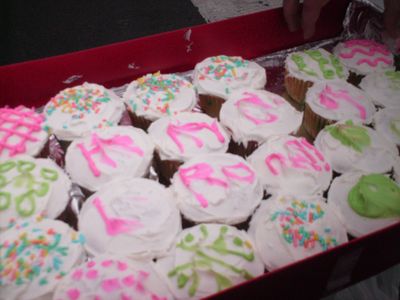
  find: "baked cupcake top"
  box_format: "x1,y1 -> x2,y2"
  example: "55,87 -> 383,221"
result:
247,135 -> 332,197
373,108 -> 400,146
219,89 -> 303,146
171,153 -> 263,224
78,178 -> 181,260
286,48 -> 349,82
0,155 -> 72,230
148,112 -> 230,161
248,195 -> 347,271
0,106 -> 48,160
193,55 -> 267,99
359,70 -> 400,108
156,223 -> 264,300
65,126 -> 154,192
333,39 -> 395,76
328,172 -> 400,237
315,120 -> 398,174
123,72 -> 197,121
54,256 -> 174,300
305,81 -> 376,123
0,218 -> 85,300
44,82 -> 124,141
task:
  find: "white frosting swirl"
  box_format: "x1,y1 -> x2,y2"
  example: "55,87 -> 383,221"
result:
44,82 -> 125,141
65,126 -> 154,192
148,112 -> 230,161
248,195 -> 347,271
155,224 -> 264,300
247,135 -> 332,197
78,178 -> 181,260
373,108 -> 400,146
193,55 -> 266,99
123,72 -> 197,121
220,89 -> 303,146
305,80 -> 376,123
315,120 -> 398,174
171,153 -> 263,224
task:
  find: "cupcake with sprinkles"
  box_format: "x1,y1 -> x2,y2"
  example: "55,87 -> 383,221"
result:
53,255 -> 174,300
44,82 -> 124,143
248,195 -> 347,271
0,218 -> 85,300
193,55 -> 266,119
123,72 -> 197,131
0,106 -> 48,160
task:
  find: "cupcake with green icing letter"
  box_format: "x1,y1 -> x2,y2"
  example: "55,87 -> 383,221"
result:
328,172 -> 400,237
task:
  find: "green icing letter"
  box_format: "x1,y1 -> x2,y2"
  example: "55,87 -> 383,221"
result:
0,161 -> 16,173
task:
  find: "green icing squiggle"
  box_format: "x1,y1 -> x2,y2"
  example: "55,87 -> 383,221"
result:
348,174 -> 400,218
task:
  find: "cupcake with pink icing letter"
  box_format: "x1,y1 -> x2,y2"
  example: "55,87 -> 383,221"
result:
0,106 -> 48,160
53,255 -> 174,300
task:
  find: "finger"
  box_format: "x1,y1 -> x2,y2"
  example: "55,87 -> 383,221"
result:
283,0 -> 301,32
302,0 -> 330,39
384,0 -> 400,38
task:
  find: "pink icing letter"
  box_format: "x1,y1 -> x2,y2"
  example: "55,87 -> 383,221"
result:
235,92 -> 279,125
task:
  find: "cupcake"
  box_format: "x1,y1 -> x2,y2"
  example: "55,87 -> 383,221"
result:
65,126 -> 154,193
220,89 -> 303,157
359,70 -> 400,109
78,178 -> 181,260
44,82 -> 125,142
284,48 -> 349,106
0,155 -> 72,230
155,223 -> 264,300
247,135 -> 332,197
373,108 -> 400,151
328,172 -> 400,237
333,39 -> 395,83
315,120 -> 398,174
53,255 -> 174,300
0,218 -> 85,300
0,106 -> 48,159
248,195 -> 347,271
123,72 -> 197,130
193,55 -> 266,118
170,153 -> 263,225
148,112 -> 230,184
303,80 -> 376,138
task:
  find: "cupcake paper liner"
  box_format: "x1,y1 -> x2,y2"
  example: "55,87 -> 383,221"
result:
302,103 -> 334,139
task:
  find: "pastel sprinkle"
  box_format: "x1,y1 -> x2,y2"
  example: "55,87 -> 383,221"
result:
67,288 -> 80,300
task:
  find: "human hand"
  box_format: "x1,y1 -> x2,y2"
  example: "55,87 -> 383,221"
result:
384,0 -> 400,38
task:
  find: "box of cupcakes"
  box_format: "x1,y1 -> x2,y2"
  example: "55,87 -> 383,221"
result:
0,0 -> 399,299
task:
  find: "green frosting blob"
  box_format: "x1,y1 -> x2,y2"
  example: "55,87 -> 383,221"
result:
325,120 -> 371,153
348,174 -> 400,218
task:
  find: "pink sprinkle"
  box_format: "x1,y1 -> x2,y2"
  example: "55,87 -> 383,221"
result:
101,260 -> 114,267
101,278 -> 121,293
152,295 -> 168,300
122,275 -> 135,287
67,288 -> 80,300
72,269 -> 83,281
94,296 -> 101,300
121,293 -> 133,300
87,261 -> 96,268
117,261 -> 128,271
86,269 -> 98,280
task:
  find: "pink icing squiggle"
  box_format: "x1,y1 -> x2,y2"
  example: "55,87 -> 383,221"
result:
357,57 -> 393,66
221,162 -> 255,183
265,153 -> 286,175
78,133 -> 144,177
340,40 -> 390,58
93,197 -> 142,236
319,85 -> 367,120
167,121 -> 225,153
235,92 -> 279,125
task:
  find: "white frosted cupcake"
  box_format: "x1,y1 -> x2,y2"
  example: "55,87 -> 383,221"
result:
0,106 -> 48,159
65,126 -> 154,192
171,153 -> 263,225
0,155 -> 72,230
373,108 -> 400,150
303,80 -> 376,138
220,89 -> 303,156
328,172 -> 400,237
155,223 -> 264,300
78,178 -> 181,260
285,48 -> 349,105
248,195 -> 347,271
53,255 -> 174,300
193,55 -> 266,118
123,72 -> 197,130
359,71 -> 400,109
44,82 -> 124,141
315,120 -> 398,174
0,218 -> 85,300
333,39 -> 395,77
247,135 -> 332,197
148,112 -> 230,183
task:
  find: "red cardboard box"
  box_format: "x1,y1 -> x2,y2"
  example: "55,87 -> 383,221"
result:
1,0 -> 399,299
